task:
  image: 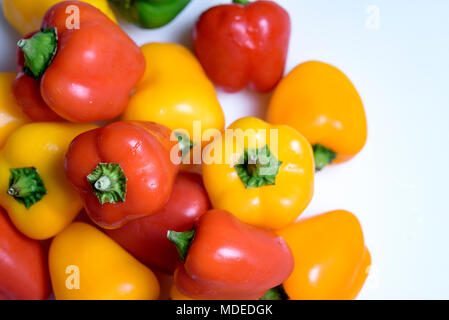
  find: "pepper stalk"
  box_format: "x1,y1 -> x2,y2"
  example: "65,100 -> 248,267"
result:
167,229 -> 196,262
87,163 -> 127,204
260,285 -> 289,300
175,132 -> 194,160
234,145 -> 282,188
233,0 -> 250,5
313,144 -> 337,171
17,28 -> 58,79
8,167 -> 47,209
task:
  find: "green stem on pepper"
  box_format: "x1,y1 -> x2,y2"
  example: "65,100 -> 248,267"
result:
17,27 -> 58,79
234,145 -> 282,188
233,0 -> 250,5
167,229 -> 196,262
260,285 -> 289,300
8,167 -> 47,209
87,163 -> 127,204
175,132 -> 194,160
313,144 -> 337,171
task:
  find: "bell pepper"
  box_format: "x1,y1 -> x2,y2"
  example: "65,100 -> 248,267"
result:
267,61 -> 368,170
13,1 -> 145,122
2,0 -> 117,35
49,222 -> 160,300
0,122 -> 96,240
110,0 -> 191,29
276,210 -> 371,300
202,117 -> 314,230
0,208 -> 50,300
193,0 -> 291,93
169,210 -> 294,300
65,121 -> 180,229
106,172 -> 210,274
0,73 -> 30,148
13,33 -> 64,122
122,43 -> 225,155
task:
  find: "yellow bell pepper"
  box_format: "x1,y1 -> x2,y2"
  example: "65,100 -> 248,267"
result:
202,117 -> 315,230
0,122 -> 96,240
49,222 -> 160,300
0,73 -> 30,148
122,43 -> 225,153
2,0 -> 117,35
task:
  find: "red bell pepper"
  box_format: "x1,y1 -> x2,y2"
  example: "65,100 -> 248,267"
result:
169,209 -> 294,300
193,0 -> 291,93
106,172 -> 210,274
13,1 -> 145,122
65,121 -> 180,229
0,208 -> 50,300
13,33 -> 63,122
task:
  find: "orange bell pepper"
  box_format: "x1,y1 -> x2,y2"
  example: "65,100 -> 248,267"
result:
268,61 -> 367,170
276,210 -> 371,300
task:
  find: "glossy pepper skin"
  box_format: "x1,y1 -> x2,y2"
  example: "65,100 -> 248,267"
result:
267,61 -> 368,170
0,122 -> 96,240
122,43 -> 225,152
13,1 -> 145,122
49,222 -> 160,300
65,121 -> 180,229
2,0 -> 116,35
0,208 -> 50,300
167,210 -> 293,300
193,0 -> 290,93
13,32 -> 64,122
277,210 -> 371,300
170,210 -> 294,300
110,0 -> 191,28
0,73 -> 30,148
106,172 -> 210,274
202,117 -> 314,230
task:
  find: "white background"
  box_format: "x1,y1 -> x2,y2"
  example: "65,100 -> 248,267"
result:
0,0 -> 448,299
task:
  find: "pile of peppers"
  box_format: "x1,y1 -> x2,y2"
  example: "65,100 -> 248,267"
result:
0,0 -> 370,300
